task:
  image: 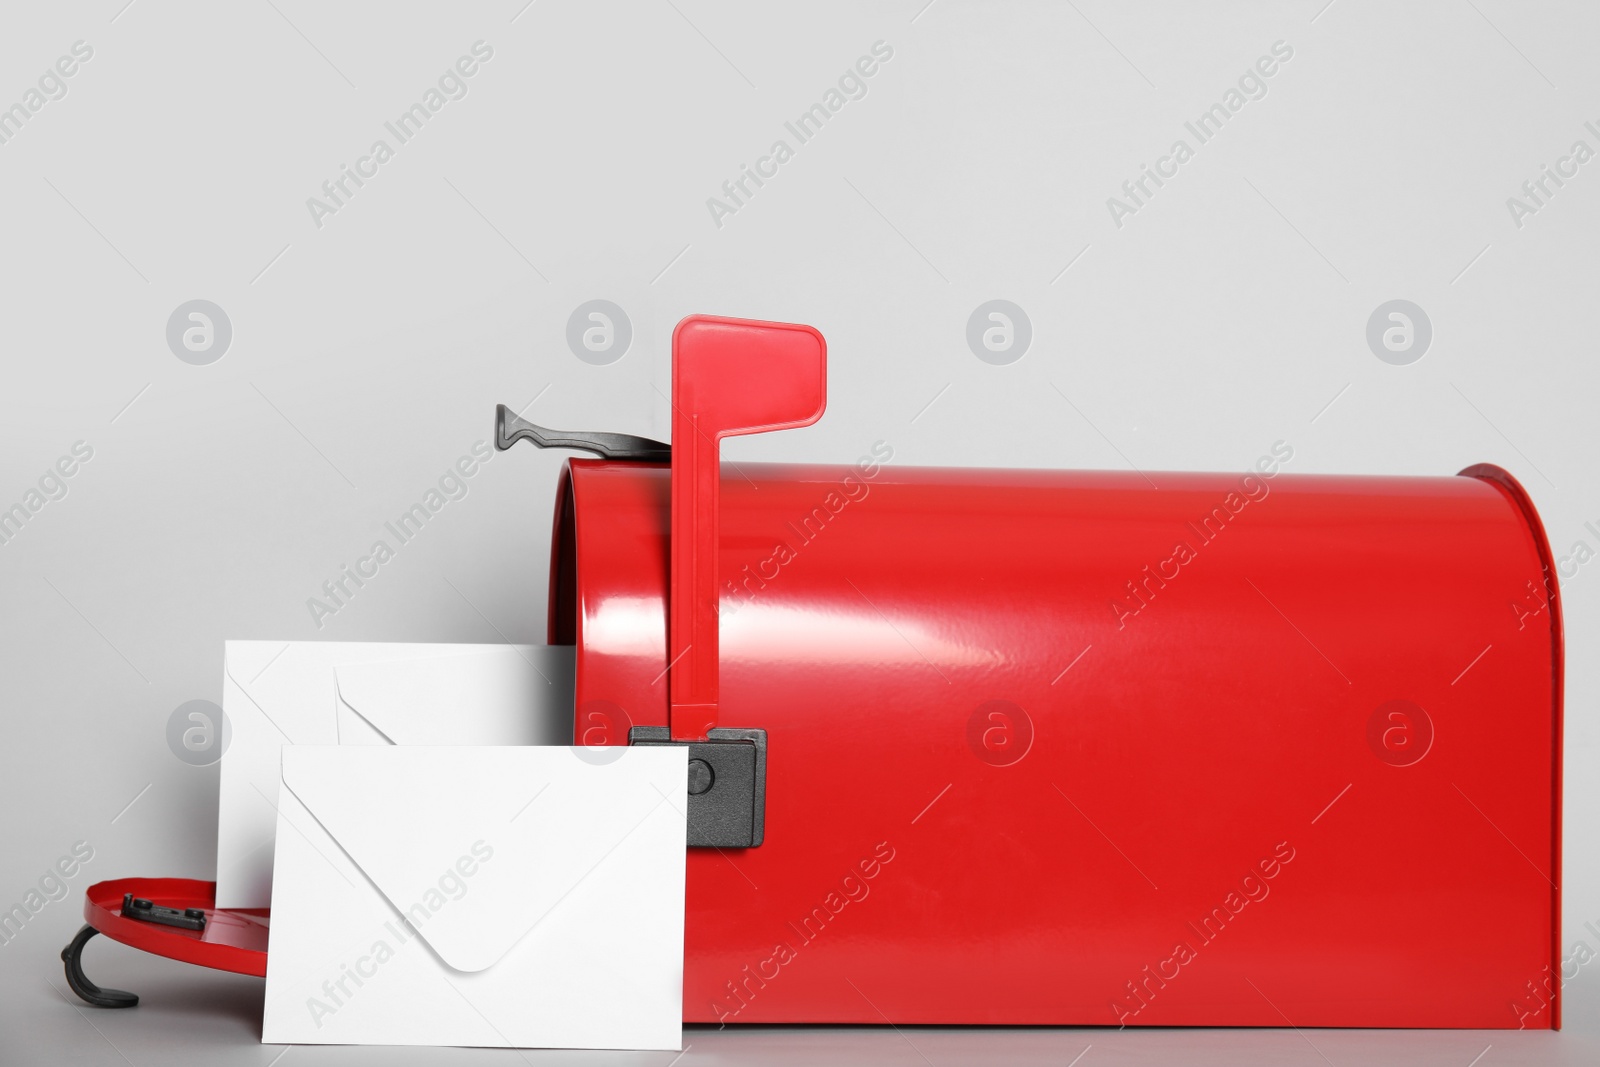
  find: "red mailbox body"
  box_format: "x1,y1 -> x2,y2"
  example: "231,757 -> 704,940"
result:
546,319 -> 1561,1028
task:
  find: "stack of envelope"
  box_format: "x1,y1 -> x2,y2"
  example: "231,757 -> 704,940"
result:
216,642 -> 687,1051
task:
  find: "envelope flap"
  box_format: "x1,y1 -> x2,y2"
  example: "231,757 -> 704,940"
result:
280,745 -> 686,974
223,642 -> 407,745
333,647 -> 574,746
222,641 -> 293,689
222,642 -> 333,744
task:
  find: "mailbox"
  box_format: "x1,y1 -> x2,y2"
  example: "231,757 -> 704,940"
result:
503,315 -> 1561,1028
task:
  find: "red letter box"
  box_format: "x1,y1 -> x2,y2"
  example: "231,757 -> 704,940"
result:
510,315 -> 1561,1028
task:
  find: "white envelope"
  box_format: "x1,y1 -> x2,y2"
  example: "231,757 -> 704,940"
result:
262,745 -> 686,1050
218,641 -> 576,908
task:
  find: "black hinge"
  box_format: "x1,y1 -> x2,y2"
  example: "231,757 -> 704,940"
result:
121,894 -> 206,931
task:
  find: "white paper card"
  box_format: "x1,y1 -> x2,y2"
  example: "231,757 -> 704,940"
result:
217,641 -> 575,908
262,745 -> 686,1050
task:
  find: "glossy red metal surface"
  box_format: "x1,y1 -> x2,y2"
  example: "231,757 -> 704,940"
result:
84,878 -> 268,977
556,457 -> 1561,1027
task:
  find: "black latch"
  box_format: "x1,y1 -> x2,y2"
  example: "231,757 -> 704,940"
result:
121,894 -> 206,931
629,727 -> 766,848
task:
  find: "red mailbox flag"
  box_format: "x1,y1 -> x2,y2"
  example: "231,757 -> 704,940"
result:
668,316 -> 826,742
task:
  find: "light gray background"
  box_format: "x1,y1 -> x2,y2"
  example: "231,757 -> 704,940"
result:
2,1 -> 1596,1064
